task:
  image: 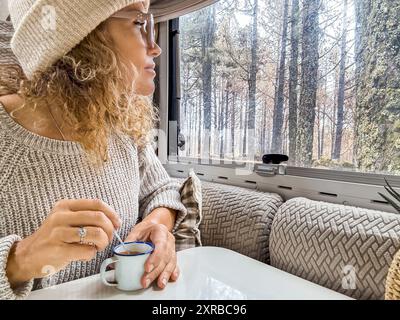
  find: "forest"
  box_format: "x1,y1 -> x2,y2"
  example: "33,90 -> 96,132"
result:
178,0 -> 400,175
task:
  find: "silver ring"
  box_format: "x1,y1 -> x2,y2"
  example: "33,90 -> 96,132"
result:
78,227 -> 87,244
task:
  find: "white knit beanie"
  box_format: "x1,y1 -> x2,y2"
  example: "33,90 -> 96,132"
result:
8,0 -> 144,79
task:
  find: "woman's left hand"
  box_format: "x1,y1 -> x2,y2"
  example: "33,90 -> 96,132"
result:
124,221 -> 179,289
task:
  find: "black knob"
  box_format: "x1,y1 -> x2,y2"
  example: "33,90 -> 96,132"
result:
262,154 -> 289,165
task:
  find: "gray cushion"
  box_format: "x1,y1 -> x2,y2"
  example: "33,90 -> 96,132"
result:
200,182 -> 283,263
270,197 -> 400,300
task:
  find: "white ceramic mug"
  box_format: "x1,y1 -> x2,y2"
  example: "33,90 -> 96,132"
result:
100,241 -> 154,291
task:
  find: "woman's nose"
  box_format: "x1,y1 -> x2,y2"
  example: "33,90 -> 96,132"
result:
148,43 -> 162,58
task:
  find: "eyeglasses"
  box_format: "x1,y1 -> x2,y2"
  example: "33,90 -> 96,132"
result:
111,9 -> 157,49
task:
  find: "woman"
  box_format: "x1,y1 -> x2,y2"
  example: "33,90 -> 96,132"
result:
0,0 -> 187,299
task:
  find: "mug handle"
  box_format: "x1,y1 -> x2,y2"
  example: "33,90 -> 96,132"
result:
100,257 -> 119,287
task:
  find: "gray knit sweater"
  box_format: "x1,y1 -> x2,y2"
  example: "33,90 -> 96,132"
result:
0,101 -> 187,300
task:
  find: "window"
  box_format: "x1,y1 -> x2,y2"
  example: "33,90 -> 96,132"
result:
174,0 -> 399,177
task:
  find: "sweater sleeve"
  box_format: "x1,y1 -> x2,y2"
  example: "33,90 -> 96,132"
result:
137,143 -> 188,233
0,235 -> 34,300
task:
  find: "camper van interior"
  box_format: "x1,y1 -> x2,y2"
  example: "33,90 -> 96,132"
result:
0,0 -> 399,303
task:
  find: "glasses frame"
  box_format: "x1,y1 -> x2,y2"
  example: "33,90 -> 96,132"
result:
111,9 -> 156,49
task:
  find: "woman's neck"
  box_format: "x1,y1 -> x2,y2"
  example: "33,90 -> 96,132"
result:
0,94 -> 75,141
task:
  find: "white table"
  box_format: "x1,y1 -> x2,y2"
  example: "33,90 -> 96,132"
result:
27,246 -> 351,300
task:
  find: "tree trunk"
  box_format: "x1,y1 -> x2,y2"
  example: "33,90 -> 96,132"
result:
288,0 -> 300,163
197,91 -> 202,157
317,102 -> 321,159
239,94 -> 243,158
352,0 -> 366,163
354,0 -> 400,172
242,100 -> 248,156
321,102 -> 326,157
261,98 -> 267,153
271,0 -> 290,154
332,0 -> 349,160
201,6 -> 216,158
219,78 -> 225,158
296,0 -> 320,166
188,95 -> 192,156
212,64 -> 218,157
224,81 -> 230,158
231,92 -> 236,156
246,0 -> 259,157
330,67 -> 339,159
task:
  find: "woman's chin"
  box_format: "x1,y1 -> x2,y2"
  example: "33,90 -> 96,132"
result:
135,82 -> 155,96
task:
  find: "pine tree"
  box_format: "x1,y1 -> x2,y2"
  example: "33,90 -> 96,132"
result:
354,0 -> 400,172
296,0 -> 321,166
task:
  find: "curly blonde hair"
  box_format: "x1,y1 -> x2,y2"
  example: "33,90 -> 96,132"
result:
1,20 -> 158,168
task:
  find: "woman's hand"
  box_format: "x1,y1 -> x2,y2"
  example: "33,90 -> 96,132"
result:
6,199 -> 121,288
124,221 -> 179,289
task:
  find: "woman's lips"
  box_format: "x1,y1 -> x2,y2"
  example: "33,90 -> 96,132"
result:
145,68 -> 156,76
145,69 -> 156,76
145,62 -> 156,75
145,63 -> 156,70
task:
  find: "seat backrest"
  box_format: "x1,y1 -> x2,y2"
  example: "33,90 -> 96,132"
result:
270,197 -> 400,300
200,181 -> 283,263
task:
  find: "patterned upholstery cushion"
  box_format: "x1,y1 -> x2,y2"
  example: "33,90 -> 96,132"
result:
200,182 -> 283,263
172,169 -> 202,251
270,197 -> 400,300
